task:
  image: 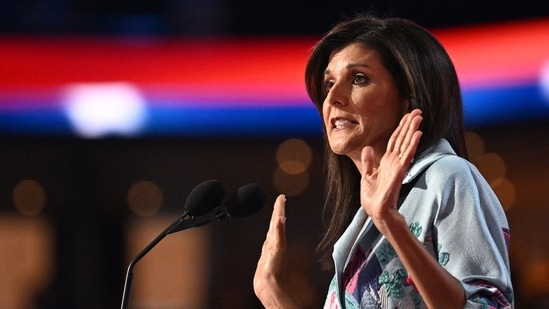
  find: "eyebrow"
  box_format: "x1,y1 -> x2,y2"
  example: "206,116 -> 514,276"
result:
324,63 -> 370,75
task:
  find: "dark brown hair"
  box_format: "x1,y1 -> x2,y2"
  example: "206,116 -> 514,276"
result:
304,14 -> 467,268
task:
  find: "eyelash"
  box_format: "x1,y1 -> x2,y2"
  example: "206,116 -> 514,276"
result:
352,74 -> 369,85
324,74 -> 369,91
324,80 -> 334,91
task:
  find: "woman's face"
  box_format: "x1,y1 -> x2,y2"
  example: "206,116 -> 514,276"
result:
322,42 -> 407,165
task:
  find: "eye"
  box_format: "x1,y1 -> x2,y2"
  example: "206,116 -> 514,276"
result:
352,74 -> 369,85
324,79 -> 335,91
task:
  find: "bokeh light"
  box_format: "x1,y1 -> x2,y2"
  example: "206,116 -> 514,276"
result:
63,82 -> 147,138
127,181 -> 163,217
273,167 -> 309,197
465,131 -> 515,209
464,131 -> 485,161
273,138 -> 313,196
541,59 -> 549,104
12,179 -> 46,216
276,138 -> 313,174
475,152 -> 507,181
490,177 -> 516,210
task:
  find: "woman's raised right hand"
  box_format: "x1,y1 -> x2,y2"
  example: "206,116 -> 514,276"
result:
253,194 -> 301,308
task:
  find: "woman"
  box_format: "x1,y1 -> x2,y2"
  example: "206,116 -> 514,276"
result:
254,15 -> 513,308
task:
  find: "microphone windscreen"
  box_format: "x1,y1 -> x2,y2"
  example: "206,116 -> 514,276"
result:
225,183 -> 266,218
184,179 -> 225,216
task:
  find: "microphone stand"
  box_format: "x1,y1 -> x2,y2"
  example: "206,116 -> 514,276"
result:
120,208 -> 226,309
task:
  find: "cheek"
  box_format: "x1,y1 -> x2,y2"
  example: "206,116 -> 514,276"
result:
321,104 -> 330,126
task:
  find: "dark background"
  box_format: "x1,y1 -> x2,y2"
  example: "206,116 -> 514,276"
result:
1,1 -> 548,308
1,0 -> 548,36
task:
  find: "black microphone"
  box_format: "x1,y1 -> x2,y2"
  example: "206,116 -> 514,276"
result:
225,183 -> 266,219
183,179 -> 226,216
166,183 -> 266,233
120,179 -> 225,309
163,179 -> 226,234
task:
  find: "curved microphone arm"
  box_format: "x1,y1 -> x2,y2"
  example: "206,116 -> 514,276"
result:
120,214 -> 188,309
120,179 -> 224,309
119,181 -> 265,309
120,207 -> 226,309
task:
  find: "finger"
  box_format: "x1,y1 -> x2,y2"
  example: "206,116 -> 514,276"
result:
389,109 -> 422,157
386,117 -> 403,152
273,194 -> 287,243
400,112 -> 422,157
399,112 -> 420,151
361,146 -> 375,175
263,194 -> 287,253
387,110 -> 415,153
407,130 -> 423,158
269,194 -> 287,231
397,110 -> 421,150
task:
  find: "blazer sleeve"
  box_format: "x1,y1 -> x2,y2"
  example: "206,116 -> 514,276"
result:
428,156 -> 514,308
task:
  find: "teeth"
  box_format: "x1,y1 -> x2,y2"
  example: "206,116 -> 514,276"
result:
334,119 -> 352,129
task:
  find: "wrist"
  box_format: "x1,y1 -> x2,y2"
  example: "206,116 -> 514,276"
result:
256,281 -> 300,309
371,209 -> 407,237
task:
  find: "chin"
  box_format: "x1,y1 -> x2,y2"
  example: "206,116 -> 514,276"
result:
328,144 -> 351,156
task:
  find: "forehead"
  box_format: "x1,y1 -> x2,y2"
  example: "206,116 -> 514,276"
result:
325,43 -> 381,72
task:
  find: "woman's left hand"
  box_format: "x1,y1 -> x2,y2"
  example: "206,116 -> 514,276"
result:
360,109 -> 423,233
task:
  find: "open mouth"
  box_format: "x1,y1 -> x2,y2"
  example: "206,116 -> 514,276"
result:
332,117 -> 357,129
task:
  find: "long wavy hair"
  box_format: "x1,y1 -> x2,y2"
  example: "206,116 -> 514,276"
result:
304,15 -> 467,268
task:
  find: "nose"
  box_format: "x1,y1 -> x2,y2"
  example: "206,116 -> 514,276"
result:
324,82 -> 348,107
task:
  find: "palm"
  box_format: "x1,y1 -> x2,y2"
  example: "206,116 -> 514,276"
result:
253,194 -> 299,308
360,109 -> 423,224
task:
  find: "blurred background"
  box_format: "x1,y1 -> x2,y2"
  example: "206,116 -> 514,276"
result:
0,0 -> 548,308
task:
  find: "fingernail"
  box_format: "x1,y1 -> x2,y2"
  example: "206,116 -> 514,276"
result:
280,216 -> 287,224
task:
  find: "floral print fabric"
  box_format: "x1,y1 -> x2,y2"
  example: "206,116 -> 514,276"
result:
324,139 -> 514,309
